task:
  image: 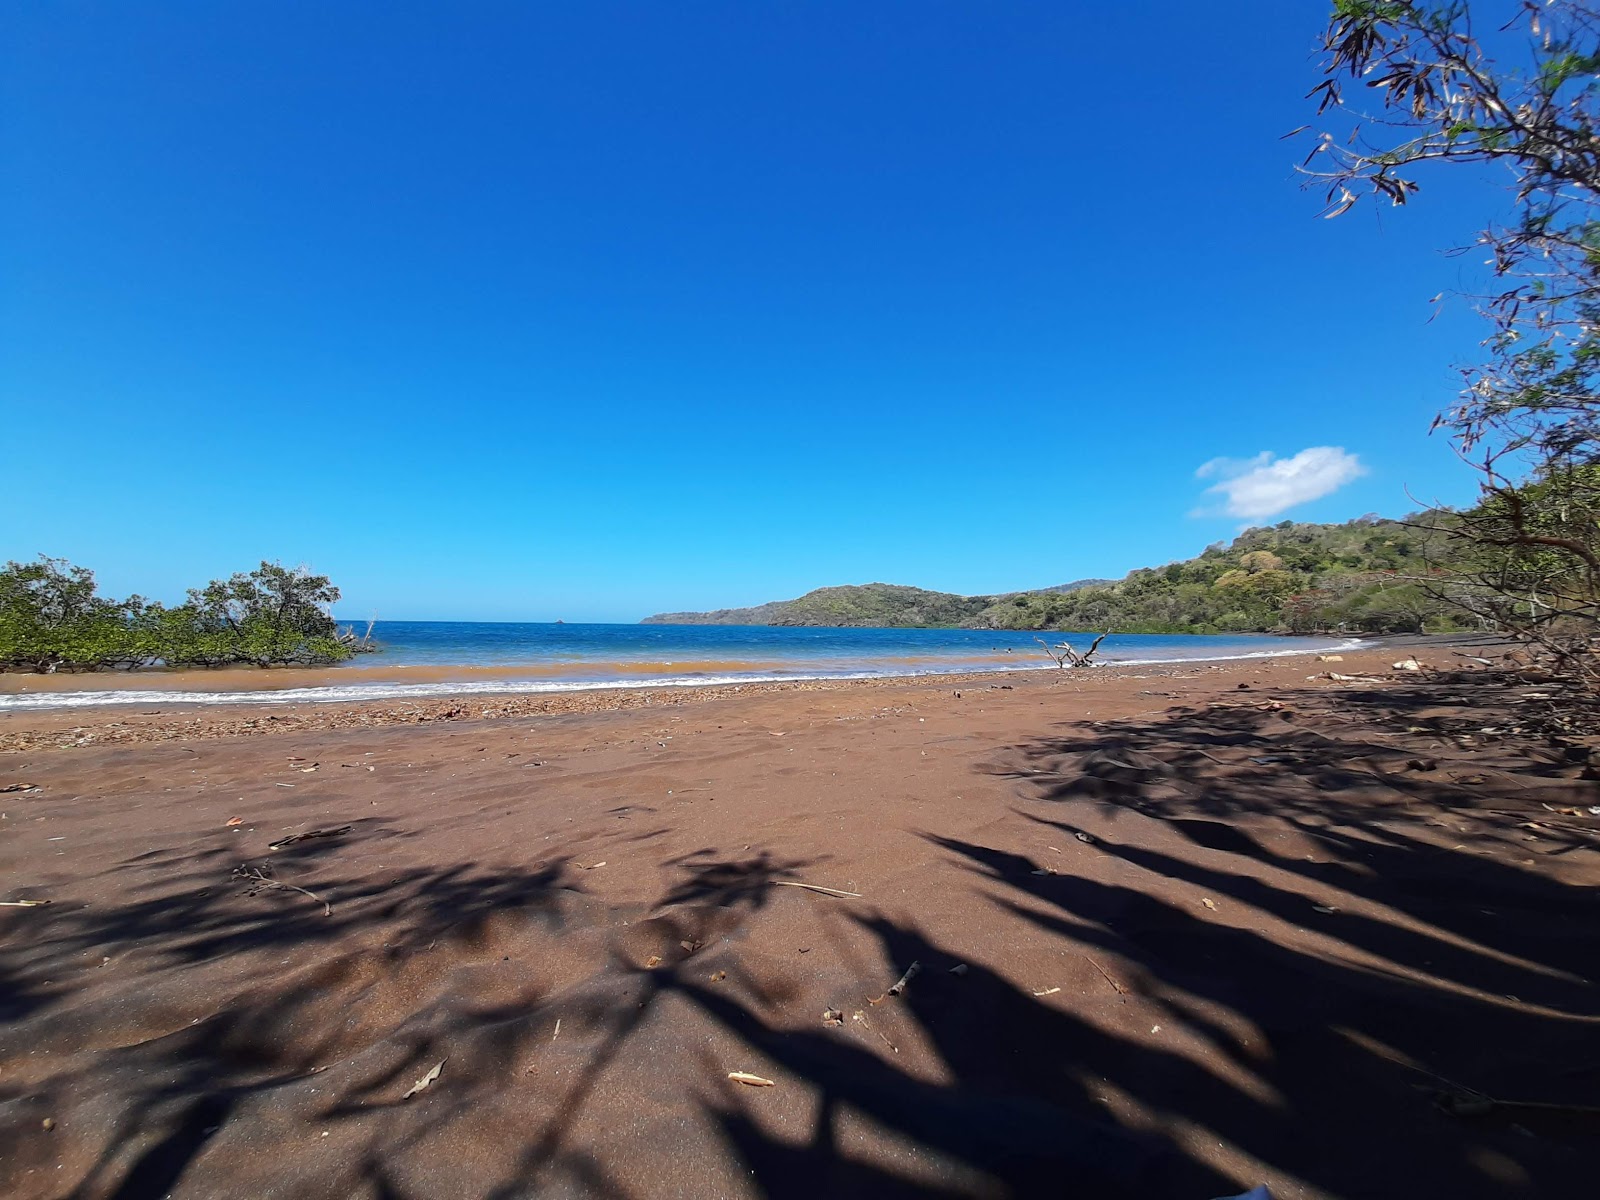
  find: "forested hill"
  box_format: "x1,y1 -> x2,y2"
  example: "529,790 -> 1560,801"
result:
971,515 -> 1454,634
641,580 -> 1110,627
643,515 -> 1462,634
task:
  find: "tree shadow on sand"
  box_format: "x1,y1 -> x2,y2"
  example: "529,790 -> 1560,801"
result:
7,676 -> 1599,1199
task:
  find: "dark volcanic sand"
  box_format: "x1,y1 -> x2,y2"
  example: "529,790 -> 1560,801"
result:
2,646 -> 1598,1199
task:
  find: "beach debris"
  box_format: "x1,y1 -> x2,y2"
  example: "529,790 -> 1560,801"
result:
1087,956 -> 1128,996
1407,758 -> 1438,772
0,898 -> 50,908
41,1117 -> 55,1132
849,1010 -> 899,1053
772,880 -> 861,898
268,825 -> 351,850
680,939 -> 703,954
1032,986 -> 1061,997
710,970 -> 727,983
226,816 -> 244,826
1249,756 -> 1284,765
1313,905 -> 1339,914
1316,654 -> 1344,662
887,960 -> 922,996
948,963 -> 969,976
0,783 -> 40,794
574,861 -> 607,870
1034,632 -> 1109,669
821,1007 -> 844,1026
1393,658 -> 1423,672
552,1019 -> 561,1041
727,1071 -> 775,1087
645,955 -> 663,969
1032,867 -> 1058,876
402,1060 -> 445,1099
1073,830 -> 1096,845
1201,897 -> 1219,911
233,865 -> 332,916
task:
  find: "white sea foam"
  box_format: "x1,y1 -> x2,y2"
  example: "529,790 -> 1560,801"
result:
0,638 -> 1365,711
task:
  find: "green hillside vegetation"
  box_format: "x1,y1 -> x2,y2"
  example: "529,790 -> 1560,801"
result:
972,515 -> 1463,634
645,517 -> 1469,634
642,579 -> 1115,627
643,584 -> 993,627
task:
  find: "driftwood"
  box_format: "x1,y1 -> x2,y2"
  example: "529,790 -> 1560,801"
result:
887,960 -> 922,996
772,880 -> 861,898
1034,633 -> 1110,669
233,865 -> 331,916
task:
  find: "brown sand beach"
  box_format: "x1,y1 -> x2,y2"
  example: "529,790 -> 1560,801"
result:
2,644 -> 1598,1198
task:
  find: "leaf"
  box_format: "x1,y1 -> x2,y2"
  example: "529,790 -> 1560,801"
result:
403,1060 -> 445,1099
727,1071 -> 775,1087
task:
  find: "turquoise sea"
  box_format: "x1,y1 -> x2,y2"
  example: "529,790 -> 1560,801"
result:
0,622 -> 1360,709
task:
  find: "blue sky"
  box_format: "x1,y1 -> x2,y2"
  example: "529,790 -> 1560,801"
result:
2,2 -> 1505,621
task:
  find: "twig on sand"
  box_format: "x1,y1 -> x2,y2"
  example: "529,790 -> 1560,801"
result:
887,960 -> 922,996
727,1071 -> 775,1087
233,865 -> 332,916
268,825 -> 351,851
0,899 -> 50,908
772,881 -> 862,898
1086,956 -> 1128,996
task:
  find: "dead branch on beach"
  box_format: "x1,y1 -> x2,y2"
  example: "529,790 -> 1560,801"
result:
1034,633 -> 1109,669
772,880 -> 862,898
887,960 -> 922,996
233,864 -> 332,916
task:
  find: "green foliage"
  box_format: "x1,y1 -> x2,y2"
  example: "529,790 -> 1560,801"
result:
1434,459 -> 1600,659
0,558 -> 147,672
969,515 -> 1470,635
642,579 -> 1115,627
644,584 -> 995,627
645,522 -> 1476,635
0,557 -> 358,673
1308,1 -> 1600,680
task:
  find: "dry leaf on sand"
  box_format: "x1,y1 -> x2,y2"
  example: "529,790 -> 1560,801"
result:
403,1060 -> 445,1099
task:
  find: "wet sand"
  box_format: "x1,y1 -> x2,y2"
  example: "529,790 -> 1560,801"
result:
2,644 -> 1597,1198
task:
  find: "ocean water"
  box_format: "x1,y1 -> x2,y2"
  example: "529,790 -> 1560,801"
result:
0,622 -> 1361,709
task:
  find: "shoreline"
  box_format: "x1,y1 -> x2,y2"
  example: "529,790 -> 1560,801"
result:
0,633 -> 1392,710
0,638 -> 1439,753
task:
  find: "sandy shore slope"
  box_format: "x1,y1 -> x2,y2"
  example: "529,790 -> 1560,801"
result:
2,645 -> 1597,1198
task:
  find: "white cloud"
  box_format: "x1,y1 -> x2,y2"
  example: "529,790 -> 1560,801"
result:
1194,447 -> 1366,520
